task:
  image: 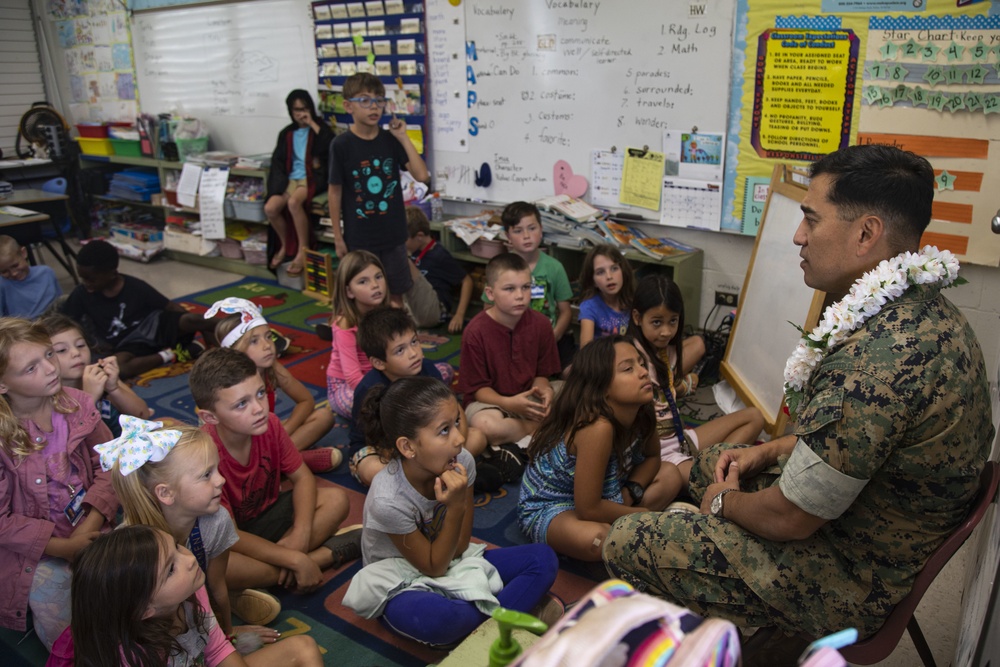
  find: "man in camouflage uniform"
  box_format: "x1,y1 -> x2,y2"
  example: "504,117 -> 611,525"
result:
603,144 -> 994,640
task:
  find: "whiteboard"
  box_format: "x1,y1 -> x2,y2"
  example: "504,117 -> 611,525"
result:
721,168 -> 824,435
427,0 -> 737,204
131,0 -> 318,155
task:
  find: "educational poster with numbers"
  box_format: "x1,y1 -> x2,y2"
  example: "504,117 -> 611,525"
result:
724,1 -> 1000,260
858,15 -> 1000,266
427,0 -> 738,205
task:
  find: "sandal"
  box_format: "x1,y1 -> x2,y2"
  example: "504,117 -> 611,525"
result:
285,258 -> 304,275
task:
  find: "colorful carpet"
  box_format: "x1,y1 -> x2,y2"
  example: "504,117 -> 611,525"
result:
1,277 -> 717,666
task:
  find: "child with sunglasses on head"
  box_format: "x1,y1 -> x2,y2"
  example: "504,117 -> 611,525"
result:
206,298 -> 339,474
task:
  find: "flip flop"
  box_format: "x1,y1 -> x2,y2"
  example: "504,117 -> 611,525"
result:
286,259 -> 304,275
269,252 -> 286,270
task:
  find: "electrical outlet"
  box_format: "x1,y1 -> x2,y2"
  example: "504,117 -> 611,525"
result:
715,290 -> 738,308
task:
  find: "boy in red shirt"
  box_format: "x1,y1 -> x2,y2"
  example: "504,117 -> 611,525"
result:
458,253 -> 561,449
190,348 -> 360,594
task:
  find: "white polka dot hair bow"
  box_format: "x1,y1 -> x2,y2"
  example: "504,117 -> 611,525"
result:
95,415 -> 183,476
204,297 -> 269,349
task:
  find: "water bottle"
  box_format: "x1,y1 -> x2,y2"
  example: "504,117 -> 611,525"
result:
430,192 -> 443,221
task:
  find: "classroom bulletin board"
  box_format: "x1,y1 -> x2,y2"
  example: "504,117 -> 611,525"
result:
727,0 -> 1000,265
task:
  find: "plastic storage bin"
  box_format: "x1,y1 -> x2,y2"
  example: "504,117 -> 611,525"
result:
470,238 -> 505,259
229,198 -> 266,222
76,138 -> 114,156
241,233 -> 268,265
110,139 -> 142,157
175,137 -> 209,162
76,124 -> 109,138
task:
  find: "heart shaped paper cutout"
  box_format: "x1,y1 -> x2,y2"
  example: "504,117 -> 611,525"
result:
553,160 -> 588,198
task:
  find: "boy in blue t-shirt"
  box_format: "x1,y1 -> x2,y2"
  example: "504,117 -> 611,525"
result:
0,235 -> 61,318
327,73 -> 429,309
349,307 -> 489,487
404,206 -> 474,333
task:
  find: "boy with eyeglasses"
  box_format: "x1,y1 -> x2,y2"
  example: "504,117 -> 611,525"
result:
328,73 -> 429,308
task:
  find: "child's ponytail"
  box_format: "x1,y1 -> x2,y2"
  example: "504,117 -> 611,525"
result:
360,384 -> 392,463
360,377 -> 455,462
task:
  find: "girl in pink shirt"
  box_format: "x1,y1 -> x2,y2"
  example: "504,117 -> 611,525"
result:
0,318 -> 115,649
53,525 -> 322,667
326,250 -> 389,418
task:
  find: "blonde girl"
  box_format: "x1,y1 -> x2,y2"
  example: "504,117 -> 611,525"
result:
208,298 -> 339,474
40,313 -> 152,437
628,275 -> 763,483
326,250 -> 390,418
577,244 -> 636,349
102,417 -> 281,642
53,525 -> 322,667
0,317 -> 116,649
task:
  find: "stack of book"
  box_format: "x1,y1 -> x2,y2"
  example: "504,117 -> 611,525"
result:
596,219 -> 698,259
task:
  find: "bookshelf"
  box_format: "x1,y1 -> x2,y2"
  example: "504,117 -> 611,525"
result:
429,220 -> 704,325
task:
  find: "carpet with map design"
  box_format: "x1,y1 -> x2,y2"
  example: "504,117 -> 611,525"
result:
1,277 -> 717,666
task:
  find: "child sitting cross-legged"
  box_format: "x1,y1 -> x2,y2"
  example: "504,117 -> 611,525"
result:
206,297 -> 338,474
343,376 -> 560,647
60,239 -> 217,378
101,417 -> 282,641
348,306 -> 489,488
404,206 -> 474,332
189,348 -> 361,597
518,336 -> 683,562
458,253 -> 562,455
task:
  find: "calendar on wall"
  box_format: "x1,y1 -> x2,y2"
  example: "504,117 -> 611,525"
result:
659,178 -> 723,232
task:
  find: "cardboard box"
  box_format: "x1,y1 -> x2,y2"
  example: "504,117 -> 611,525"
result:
165,226 -> 219,256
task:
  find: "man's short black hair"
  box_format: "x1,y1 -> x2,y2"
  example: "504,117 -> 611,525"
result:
810,144 -> 934,250
357,307 -> 417,361
76,239 -> 120,272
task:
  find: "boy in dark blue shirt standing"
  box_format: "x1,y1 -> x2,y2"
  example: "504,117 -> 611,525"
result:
327,73 -> 429,309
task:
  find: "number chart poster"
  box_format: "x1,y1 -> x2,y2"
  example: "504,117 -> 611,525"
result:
724,1 -> 1000,264
858,15 -> 1000,266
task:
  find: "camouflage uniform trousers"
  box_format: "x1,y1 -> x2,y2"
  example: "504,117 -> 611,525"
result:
602,443 -> 804,634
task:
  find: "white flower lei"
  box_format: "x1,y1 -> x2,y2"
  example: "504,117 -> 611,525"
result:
783,245 -> 962,417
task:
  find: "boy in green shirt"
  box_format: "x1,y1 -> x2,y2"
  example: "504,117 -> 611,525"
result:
486,201 -> 575,367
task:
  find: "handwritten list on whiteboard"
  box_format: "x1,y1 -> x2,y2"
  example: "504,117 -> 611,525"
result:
427,0 -> 737,204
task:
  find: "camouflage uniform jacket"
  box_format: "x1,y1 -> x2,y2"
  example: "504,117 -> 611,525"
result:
706,282 -> 993,635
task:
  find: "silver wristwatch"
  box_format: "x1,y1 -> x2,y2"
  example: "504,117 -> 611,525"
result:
710,488 -> 737,517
